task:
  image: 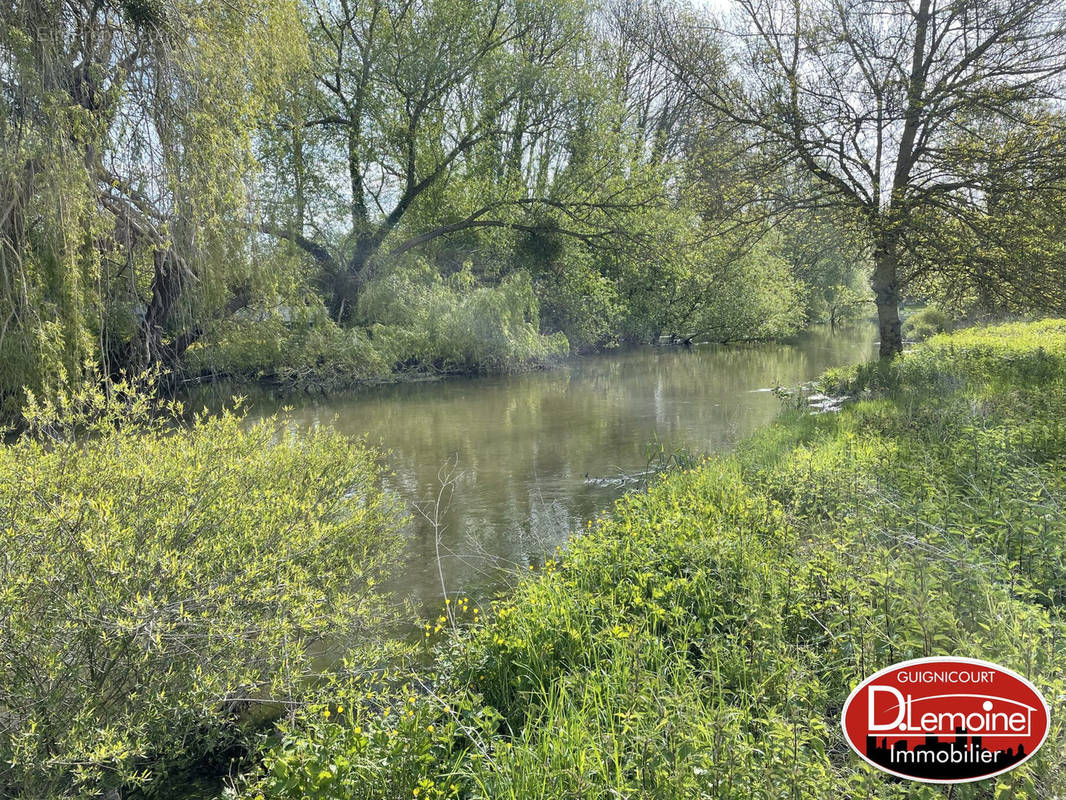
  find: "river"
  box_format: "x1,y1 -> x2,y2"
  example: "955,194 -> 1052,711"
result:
204,324 -> 876,612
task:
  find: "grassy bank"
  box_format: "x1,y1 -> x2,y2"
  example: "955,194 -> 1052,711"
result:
238,320 -> 1066,800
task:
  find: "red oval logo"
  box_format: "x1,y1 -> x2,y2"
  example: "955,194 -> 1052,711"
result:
842,657 -> 1050,783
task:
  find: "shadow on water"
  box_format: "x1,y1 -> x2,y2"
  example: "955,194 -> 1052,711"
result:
185,324 -> 877,612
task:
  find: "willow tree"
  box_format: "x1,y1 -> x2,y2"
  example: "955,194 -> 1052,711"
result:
666,0 -> 1066,356
0,0 -> 302,413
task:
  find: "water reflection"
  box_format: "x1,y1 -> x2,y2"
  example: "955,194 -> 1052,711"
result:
199,324 -> 876,609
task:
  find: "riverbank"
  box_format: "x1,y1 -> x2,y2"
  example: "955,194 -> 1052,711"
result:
239,320 -> 1066,799
188,324 -> 876,615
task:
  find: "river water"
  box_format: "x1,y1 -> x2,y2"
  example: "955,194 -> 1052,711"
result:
215,324 -> 876,611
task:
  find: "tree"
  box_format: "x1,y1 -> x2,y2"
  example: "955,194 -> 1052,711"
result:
257,0 -> 680,322
665,0 -> 1066,356
0,0 -> 301,412
779,205 -> 871,326
262,0 -> 579,318
902,124 -> 1066,313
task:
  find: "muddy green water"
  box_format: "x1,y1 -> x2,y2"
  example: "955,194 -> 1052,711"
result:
201,324 -> 876,611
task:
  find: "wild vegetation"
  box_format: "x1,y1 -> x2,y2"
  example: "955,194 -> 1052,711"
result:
233,320 -> 1066,800
4,0 -> 1066,417
662,0 -> 1066,356
3,0 -> 1066,796
0,375 -> 408,798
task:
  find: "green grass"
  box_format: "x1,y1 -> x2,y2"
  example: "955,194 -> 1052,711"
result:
236,320 -> 1066,800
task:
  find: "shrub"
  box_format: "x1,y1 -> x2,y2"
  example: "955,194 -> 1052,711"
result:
533,253 -> 623,352
361,263 -> 569,374
688,245 -> 806,343
181,302 -> 391,390
902,306 -> 953,341
0,375 -> 406,798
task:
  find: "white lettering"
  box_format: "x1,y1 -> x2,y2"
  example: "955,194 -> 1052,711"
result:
869,686 -> 907,732
867,693 -> 1030,735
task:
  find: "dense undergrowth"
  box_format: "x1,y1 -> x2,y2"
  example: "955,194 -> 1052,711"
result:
0,376 -> 409,798
236,320 -> 1066,800
181,268 -> 570,392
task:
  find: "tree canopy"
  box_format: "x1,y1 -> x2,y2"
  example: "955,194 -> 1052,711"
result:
3,0 -> 1066,414
662,0 -> 1066,355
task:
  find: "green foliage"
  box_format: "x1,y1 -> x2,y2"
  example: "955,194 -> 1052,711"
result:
902,131 -> 1066,317
0,0 -> 305,418
183,303 -> 391,391
183,258 -> 577,387
248,0 -> 829,375
686,240 -> 807,343
9,0 -> 1064,414
779,206 -> 872,326
611,225 -> 807,344
903,307 -> 954,342
822,319 -> 1066,396
532,250 -> 624,352
248,678 -> 499,800
1,0 -> 887,415
238,320 -> 1066,800
0,374 -> 406,798
359,263 -> 569,374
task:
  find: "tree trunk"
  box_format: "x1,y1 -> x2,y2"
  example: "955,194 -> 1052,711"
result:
293,123 -> 306,233
348,128 -> 370,233
329,225 -> 391,323
129,248 -> 186,372
327,269 -> 361,323
872,233 -> 902,357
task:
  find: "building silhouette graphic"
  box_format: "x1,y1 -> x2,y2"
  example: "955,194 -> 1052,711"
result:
866,726 -> 1026,779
